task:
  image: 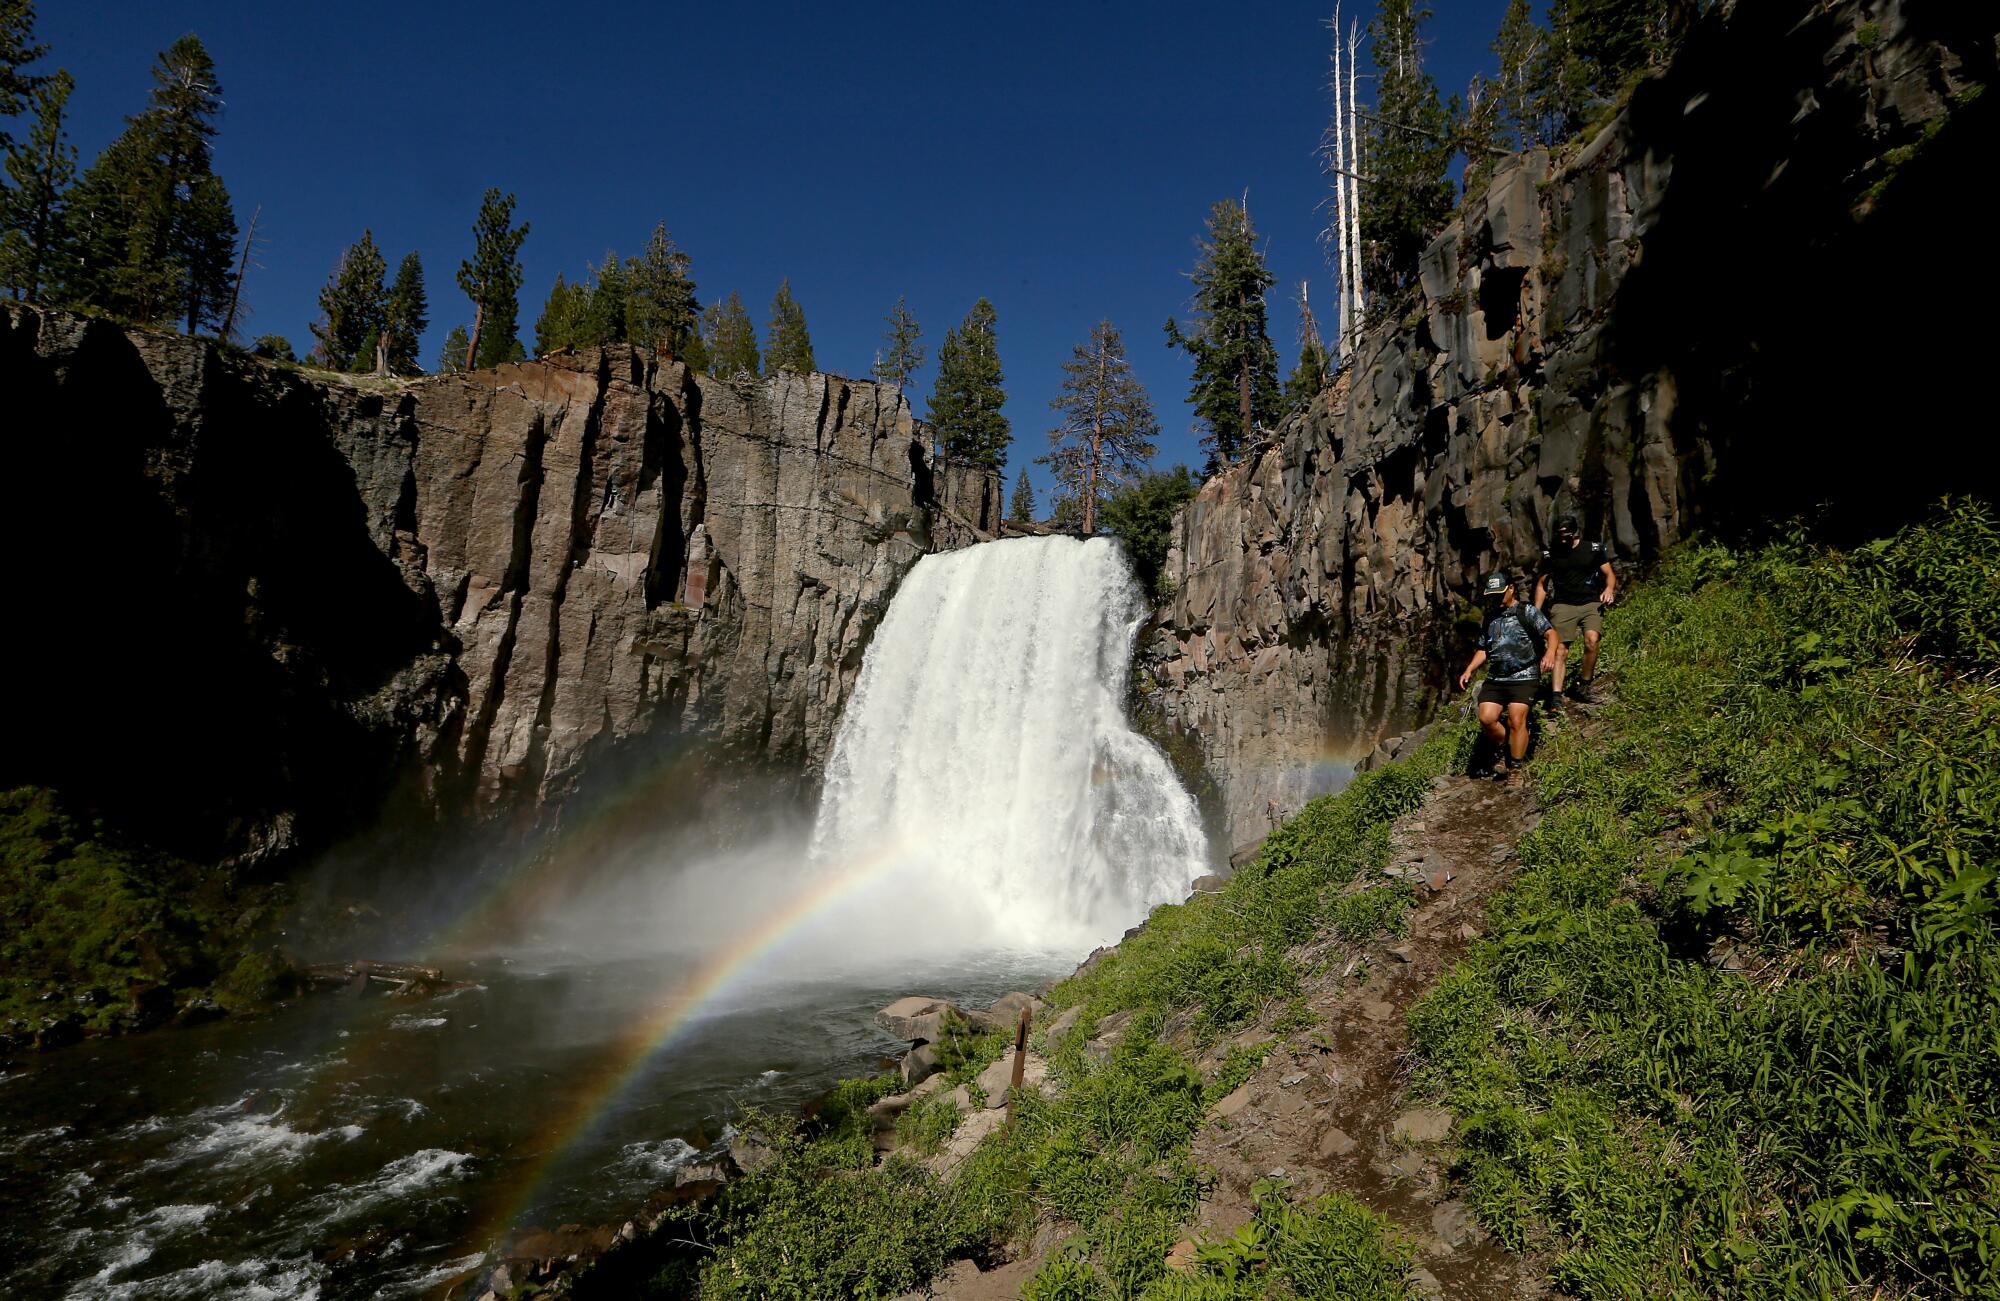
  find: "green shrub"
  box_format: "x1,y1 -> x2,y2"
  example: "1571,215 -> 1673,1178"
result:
0,787 -> 283,1032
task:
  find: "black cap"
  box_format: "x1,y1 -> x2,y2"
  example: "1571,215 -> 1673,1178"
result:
1481,572 -> 1513,596
1555,513 -> 1579,532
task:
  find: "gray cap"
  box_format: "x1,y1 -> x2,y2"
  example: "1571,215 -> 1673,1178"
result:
1481,572 -> 1513,596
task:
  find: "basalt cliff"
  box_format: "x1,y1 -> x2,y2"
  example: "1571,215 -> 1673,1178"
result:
1,308 -> 999,869
1145,0 -> 1994,852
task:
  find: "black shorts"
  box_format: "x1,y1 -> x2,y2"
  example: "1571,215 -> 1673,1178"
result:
1478,678 -> 1537,709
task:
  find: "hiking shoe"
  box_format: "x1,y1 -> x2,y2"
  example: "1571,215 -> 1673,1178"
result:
1570,678 -> 1594,702
1546,695 -> 1566,716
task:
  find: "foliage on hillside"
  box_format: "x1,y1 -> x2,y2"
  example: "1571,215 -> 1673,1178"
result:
0,787 -> 289,1037
1410,501 -> 2000,1297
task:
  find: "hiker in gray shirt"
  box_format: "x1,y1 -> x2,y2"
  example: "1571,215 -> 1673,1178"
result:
1458,571 -> 1559,782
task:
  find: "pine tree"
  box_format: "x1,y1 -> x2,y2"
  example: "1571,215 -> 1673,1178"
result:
1492,0 -> 1547,148
1164,199 -> 1280,474
764,277 -> 815,373
251,333 -> 293,362
438,325 -> 470,374
1099,465 -> 1200,598
349,327 -> 379,375
1542,0 -> 1691,137
702,290 -> 760,379
625,221 -> 700,361
457,187 -> 528,370
1,0 -> 47,149
1009,468 -> 1035,525
1362,0 -> 1456,295
928,297 -> 1009,470
0,65 -> 72,302
62,34 -> 237,333
381,252 -> 426,375
1284,336 -> 1330,413
310,229 -> 387,371
1460,74 -> 1506,196
582,251 -> 630,346
1038,319 -> 1158,535
873,295 -> 924,388
534,272 -> 587,354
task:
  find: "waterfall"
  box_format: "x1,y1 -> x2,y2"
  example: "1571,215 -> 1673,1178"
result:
810,535 -> 1209,953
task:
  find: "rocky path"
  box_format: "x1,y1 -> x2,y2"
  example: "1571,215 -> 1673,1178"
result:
1183,765 -> 1548,1298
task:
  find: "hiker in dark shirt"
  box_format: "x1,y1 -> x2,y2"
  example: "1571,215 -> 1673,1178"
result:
1534,514 -> 1618,707
1458,571 -> 1559,782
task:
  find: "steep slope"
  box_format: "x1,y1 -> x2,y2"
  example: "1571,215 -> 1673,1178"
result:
1144,0 -> 1996,852
0,306 -> 999,869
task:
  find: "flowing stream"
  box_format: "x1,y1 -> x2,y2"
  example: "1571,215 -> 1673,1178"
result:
0,535 -> 1208,1298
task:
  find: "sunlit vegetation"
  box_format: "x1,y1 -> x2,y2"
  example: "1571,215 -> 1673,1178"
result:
1409,501 -> 2000,1297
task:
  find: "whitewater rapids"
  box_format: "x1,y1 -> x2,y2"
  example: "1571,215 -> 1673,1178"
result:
809,535 -> 1209,952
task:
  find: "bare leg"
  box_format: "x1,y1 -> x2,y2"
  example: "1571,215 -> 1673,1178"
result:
1477,700 -> 1506,747
1580,628 -> 1601,682
1506,702 -> 1531,761
1550,636 -> 1570,696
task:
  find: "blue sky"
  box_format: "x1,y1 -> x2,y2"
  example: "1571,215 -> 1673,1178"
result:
43,1 -> 1513,498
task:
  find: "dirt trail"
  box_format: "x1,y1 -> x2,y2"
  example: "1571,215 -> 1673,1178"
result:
1185,766 -> 1548,1298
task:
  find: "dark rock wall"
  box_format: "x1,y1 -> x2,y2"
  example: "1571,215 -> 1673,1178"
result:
1147,0 -> 1996,852
0,307 -> 998,868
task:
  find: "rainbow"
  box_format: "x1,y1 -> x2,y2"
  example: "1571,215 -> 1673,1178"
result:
473,835 -> 919,1242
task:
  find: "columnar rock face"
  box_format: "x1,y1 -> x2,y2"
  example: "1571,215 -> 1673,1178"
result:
1146,0 -> 1993,852
0,309 -> 998,866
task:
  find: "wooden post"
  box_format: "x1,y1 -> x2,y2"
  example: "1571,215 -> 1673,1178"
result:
1005,1005 -> 1031,1121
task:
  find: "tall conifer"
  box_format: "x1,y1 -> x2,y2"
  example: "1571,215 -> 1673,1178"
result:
702,290 -> 760,379
1039,319 -> 1157,535
438,325 -> 470,374
874,295 -> 924,388
1165,199 -> 1279,474
63,34 -> 237,332
928,297 -> 1009,470
534,272 -> 587,354
1284,337 -> 1330,413
625,221 -> 700,362
1009,469 -> 1035,525
0,65 -> 72,302
310,230 -> 387,370
382,252 -> 427,375
1492,0 -> 1548,148
1362,0 -> 1455,295
764,278 -> 815,373
1,0 -> 47,148
457,187 -> 528,370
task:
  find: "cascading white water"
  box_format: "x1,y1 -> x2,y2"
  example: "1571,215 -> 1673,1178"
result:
809,535 -> 1209,952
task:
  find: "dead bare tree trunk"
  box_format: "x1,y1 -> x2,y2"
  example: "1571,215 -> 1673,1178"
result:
1084,340 -> 1106,535
1330,3 -> 1352,362
221,205 -> 259,345
1346,18 -> 1366,332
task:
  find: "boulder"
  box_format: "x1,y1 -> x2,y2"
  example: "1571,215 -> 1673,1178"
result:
1044,1004 -> 1086,1041
899,1042 -> 941,1088
982,991 -> 1043,1032
973,1048 -> 1048,1109
1188,874 -> 1227,895
728,1131 -> 776,1176
876,996 -> 956,1044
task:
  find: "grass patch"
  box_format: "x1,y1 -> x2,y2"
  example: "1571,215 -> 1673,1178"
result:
1409,501 -> 2000,1298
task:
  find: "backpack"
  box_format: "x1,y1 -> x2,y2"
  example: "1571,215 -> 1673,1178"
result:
1541,542 -> 1607,597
